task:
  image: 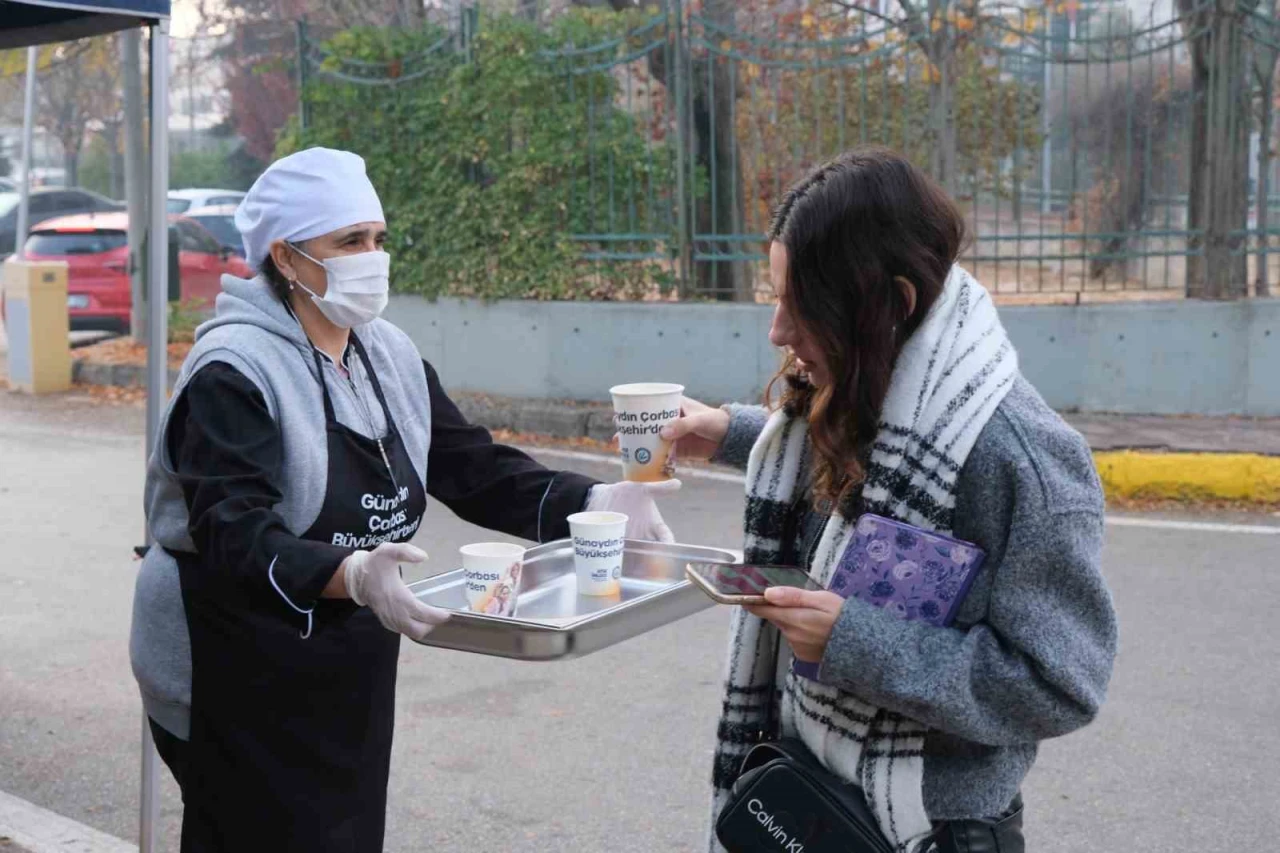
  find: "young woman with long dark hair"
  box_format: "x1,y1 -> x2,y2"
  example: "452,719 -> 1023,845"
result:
666,148 -> 1118,853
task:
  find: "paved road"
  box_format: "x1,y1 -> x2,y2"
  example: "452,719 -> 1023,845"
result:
1,388 -> 1276,852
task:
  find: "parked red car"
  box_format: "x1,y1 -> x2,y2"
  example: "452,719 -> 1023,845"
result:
8,212 -> 252,333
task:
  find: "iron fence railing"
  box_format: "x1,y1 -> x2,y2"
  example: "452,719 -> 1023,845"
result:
294,0 -> 1280,301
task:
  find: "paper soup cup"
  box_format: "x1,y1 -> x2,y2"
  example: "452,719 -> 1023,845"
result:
460,542 -> 525,617
610,382 -> 684,483
567,511 -> 628,597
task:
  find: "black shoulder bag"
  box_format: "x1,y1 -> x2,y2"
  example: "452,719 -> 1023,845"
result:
715,738 -> 896,853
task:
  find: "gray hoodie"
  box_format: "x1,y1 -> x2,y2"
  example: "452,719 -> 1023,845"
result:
130,274 -> 432,738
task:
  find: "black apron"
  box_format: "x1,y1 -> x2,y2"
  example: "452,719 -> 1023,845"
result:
177,336 -> 426,852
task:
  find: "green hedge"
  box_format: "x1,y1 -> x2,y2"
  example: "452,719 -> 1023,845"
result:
281,10 -> 679,301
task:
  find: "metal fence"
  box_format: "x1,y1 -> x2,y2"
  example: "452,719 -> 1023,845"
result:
297,0 -> 1280,301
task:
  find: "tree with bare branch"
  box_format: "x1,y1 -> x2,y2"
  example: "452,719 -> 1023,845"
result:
28,37 -> 121,186
828,0 -> 1037,195
1065,62 -> 1193,282
1248,0 -> 1279,297
1178,0 -> 1260,298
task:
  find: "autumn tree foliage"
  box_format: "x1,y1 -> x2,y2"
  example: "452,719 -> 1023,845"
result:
728,1 -> 1042,236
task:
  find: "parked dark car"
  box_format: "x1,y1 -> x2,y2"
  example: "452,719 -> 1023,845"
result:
0,187 -> 123,254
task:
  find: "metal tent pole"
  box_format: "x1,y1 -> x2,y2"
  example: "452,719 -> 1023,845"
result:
146,21 -> 171,464
139,19 -> 171,853
15,46 -> 37,260
122,28 -> 148,343
138,713 -> 158,853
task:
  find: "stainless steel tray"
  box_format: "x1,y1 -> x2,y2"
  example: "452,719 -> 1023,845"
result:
407,538 -> 738,660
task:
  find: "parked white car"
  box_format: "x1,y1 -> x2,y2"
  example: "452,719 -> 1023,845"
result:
167,188 -> 245,214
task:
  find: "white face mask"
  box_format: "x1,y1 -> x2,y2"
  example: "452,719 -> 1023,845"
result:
288,243 -> 390,328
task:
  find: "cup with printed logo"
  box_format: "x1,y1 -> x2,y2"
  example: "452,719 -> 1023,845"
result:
460,542 -> 525,617
609,383 -> 684,482
566,511 -> 628,597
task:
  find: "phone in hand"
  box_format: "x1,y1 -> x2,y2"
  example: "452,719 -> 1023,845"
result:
685,562 -> 823,605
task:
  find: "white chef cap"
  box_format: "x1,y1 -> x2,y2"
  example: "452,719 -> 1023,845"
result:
235,147 -> 385,269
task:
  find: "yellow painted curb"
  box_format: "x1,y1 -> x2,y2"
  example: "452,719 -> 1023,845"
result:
1094,450 -> 1280,503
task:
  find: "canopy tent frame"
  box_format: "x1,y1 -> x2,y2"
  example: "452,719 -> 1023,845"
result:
2,3 -> 170,852
0,0 -> 166,48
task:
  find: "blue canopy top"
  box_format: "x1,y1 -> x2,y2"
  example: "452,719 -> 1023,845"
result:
0,0 -> 169,49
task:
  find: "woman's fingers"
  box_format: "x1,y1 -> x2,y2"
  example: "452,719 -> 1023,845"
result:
390,595 -> 451,642
763,585 -> 807,606
404,617 -> 436,642
679,395 -> 713,416
667,410 -> 722,438
377,542 -> 428,565
639,478 -> 682,495
746,598 -> 824,625
744,604 -> 787,623
660,408 -> 730,462
659,415 -> 699,441
661,396 -> 715,439
412,599 -> 451,627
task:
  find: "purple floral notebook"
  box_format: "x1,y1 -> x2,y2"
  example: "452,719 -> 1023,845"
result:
793,514 -> 985,680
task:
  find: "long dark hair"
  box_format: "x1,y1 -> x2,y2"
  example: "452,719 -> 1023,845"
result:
766,147 -> 966,510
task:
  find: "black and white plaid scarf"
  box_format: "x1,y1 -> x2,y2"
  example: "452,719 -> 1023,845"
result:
709,267 -> 1018,853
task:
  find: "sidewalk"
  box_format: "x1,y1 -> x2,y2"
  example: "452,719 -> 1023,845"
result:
1063,413 -> 1279,502
7,326 -> 1272,456
447,393 -> 1280,458
0,791 -> 133,853
3,330 -> 1277,502
1066,411 -> 1280,456
0,324 -> 111,390
446,393 -> 1280,503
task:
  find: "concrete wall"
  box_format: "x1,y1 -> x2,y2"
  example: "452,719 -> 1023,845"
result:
386,295 -> 1280,416
1000,300 -> 1280,416
388,296 -> 778,405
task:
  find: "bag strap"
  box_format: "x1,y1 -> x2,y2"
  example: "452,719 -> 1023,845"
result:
741,738 -> 813,775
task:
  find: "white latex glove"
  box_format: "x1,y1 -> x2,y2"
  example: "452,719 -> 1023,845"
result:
343,542 -> 450,641
584,480 -> 681,544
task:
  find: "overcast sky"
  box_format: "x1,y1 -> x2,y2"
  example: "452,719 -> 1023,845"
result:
170,0 -> 223,38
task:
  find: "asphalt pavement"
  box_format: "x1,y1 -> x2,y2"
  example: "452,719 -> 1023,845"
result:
0,387 -> 1277,852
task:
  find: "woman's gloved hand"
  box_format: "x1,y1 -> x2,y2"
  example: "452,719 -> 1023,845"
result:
584,480 -> 680,544
343,543 -> 450,640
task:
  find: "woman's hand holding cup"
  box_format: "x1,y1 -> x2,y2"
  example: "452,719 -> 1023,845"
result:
660,397 -> 730,462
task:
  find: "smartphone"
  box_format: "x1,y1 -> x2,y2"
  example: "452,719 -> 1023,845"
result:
685,562 -> 823,605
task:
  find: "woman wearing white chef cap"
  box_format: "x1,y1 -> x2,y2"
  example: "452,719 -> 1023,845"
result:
129,147 -> 675,851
